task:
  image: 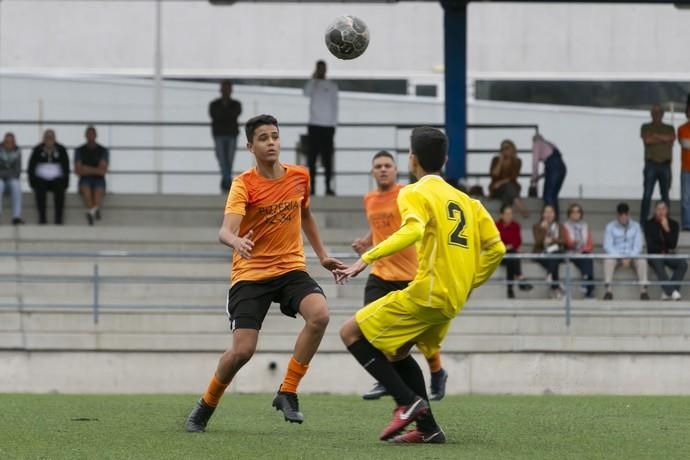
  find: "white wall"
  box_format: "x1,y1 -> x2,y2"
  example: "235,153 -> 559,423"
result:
1,75 -> 685,199
1,1 -> 689,82
0,0 -> 444,79
468,2 -> 690,80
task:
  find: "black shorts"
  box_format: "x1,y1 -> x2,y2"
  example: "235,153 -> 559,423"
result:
363,274 -> 411,305
226,270 -> 325,331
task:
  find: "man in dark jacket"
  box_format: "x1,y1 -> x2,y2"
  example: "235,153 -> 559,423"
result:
644,201 -> 687,300
209,80 -> 242,192
28,129 -> 70,224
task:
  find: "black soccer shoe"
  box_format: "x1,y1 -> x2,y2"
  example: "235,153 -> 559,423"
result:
185,398 -> 215,433
429,368 -> 448,401
272,391 -> 304,424
362,382 -> 389,400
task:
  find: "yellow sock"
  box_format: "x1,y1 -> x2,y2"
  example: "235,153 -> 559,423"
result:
202,374 -> 230,408
280,356 -> 309,394
426,352 -> 442,373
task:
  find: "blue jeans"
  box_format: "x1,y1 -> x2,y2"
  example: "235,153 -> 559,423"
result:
543,150 -> 567,219
214,135 -> 237,191
640,160 -> 671,223
0,177 -> 22,218
681,171 -> 690,229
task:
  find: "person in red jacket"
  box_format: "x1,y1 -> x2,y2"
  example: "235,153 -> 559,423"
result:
496,204 -> 533,298
562,203 -> 595,299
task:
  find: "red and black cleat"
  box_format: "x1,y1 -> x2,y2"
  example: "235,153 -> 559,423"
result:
389,428 -> 446,444
378,396 -> 429,441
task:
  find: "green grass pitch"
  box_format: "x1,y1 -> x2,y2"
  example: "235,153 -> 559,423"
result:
1,394 -> 689,459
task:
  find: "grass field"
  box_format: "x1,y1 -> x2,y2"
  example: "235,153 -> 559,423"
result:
1,394 -> 689,459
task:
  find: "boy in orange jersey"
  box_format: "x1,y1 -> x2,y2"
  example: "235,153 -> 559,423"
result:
185,114 -> 345,432
352,151 -> 448,402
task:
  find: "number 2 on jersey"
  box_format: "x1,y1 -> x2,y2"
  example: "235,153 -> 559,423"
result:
446,201 -> 468,248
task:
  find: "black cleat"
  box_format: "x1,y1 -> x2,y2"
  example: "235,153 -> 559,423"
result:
185,398 -> 215,432
362,382 -> 389,400
429,368 -> 448,401
272,391 -> 304,424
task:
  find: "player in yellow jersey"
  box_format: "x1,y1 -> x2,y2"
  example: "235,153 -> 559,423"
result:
336,127 -> 506,444
353,150 -> 448,401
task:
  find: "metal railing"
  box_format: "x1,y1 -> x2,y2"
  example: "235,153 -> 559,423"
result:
0,250 -> 688,327
0,119 -> 539,191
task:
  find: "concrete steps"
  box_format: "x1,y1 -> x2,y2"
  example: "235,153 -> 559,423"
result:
3,300 -> 690,352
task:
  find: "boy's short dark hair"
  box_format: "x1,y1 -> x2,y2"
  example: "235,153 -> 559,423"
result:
245,114 -> 279,142
500,203 -> 512,214
410,126 -> 447,173
616,202 -> 630,215
372,150 -> 394,163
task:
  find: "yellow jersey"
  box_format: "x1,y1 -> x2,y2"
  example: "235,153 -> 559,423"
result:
394,175 -> 501,317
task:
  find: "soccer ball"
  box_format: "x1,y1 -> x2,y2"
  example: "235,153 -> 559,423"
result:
324,15 -> 370,60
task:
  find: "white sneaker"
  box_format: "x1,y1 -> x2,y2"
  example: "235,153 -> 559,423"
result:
661,292 -> 671,301
672,290 -> 682,301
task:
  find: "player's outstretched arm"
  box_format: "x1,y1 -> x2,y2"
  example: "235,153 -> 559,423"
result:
301,207 -> 346,271
335,218 -> 424,283
218,213 -> 254,259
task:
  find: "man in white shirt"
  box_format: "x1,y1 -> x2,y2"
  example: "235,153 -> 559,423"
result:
304,60 -> 338,196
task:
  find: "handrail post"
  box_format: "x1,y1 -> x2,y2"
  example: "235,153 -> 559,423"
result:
93,263 -> 100,324
564,255 -> 572,327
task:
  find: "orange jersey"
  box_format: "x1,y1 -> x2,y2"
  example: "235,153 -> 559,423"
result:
679,122 -> 690,172
225,164 -> 310,283
363,183 -> 417,281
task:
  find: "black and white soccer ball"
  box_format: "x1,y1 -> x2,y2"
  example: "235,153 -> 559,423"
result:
324,15 -> 370,60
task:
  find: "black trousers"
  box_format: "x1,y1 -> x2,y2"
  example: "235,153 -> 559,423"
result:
501,249 -> 523,285
307,125 -> 335,193
536,258 -> 562,289
33,179 -> 66,224
648,258 -> 688,295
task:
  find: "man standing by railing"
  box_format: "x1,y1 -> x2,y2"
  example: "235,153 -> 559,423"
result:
304,60 -> 338,196
209,80 -> 242,192
679,95 -> 690,231
640,104 -> 675,223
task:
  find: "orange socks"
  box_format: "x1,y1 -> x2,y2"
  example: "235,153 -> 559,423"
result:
426,352 -> 442,374
202,374 -> 230,408
280,356 -> 309,394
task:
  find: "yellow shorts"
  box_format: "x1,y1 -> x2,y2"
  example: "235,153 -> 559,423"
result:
355,290 -> 451,359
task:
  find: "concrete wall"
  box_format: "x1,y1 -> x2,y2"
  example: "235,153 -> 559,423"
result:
0,0 -> 444,79
1,75 -> 684,199
3,350 -> 690,395
468,2 -> 690,81
1,2 -> 688,81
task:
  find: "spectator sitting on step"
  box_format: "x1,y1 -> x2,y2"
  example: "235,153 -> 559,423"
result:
532,204 -> 565,299
562,203 -> 595,299
644,201 -> 687,301
496,204 -> 533,299
489,139 -> 529,218
0,132 -> 24,224
28,129 -> 70,225
602,202 -> 649,301
74,126 -> 109,226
